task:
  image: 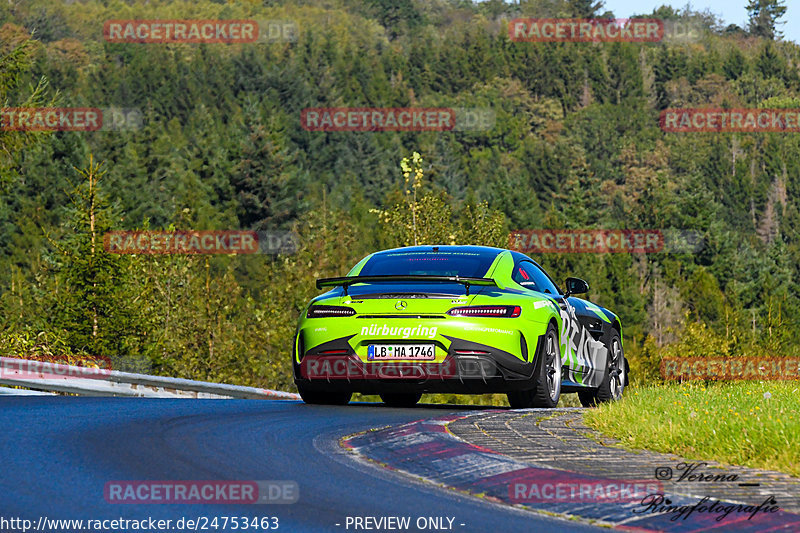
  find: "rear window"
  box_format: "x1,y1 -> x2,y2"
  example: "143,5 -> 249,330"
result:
359,251 -> 498,278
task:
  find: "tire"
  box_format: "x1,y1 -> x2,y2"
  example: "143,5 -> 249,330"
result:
380,392 -> 422,407
578,330 -> 626,407
297,384 -> 352,406
507,323 -> 561,409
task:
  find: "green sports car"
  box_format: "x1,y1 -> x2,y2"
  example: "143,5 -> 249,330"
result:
293,245 -> 628,408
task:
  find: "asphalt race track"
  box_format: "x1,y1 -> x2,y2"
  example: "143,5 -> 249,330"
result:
0,398 -> 600,533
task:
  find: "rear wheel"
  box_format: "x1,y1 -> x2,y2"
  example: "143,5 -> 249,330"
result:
297,384 -> 352,406
507,323 -> 561,409
380,392 -> 422,407
578,331 -> 626,407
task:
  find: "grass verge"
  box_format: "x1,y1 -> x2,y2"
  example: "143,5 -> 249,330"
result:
584,382 -> 800,477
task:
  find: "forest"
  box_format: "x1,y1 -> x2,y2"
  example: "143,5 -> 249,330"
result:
0,0 -> 797,397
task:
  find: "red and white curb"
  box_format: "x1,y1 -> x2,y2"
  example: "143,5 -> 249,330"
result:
340,413 -> 800,532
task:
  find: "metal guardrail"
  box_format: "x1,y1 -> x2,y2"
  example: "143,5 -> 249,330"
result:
0,386 -> 54,396
0,357 -> 300,400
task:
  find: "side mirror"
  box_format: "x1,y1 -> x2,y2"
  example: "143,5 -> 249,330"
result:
564,277 -> 589,298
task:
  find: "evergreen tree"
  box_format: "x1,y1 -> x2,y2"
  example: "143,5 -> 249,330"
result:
723,48 -> 747,80
45,156 -> 141,360
231,112 -> 308,230
567,0 -> 604,17
747,0 -> 787,40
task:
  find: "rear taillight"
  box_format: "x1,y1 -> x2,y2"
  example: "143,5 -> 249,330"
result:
307,305 -> 356,318
447,305 -> 521,318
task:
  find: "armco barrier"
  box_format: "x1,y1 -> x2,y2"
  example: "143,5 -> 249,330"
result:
0,357 -> 299,399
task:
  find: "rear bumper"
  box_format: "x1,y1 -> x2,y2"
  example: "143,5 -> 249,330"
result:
293,335 -> 540,394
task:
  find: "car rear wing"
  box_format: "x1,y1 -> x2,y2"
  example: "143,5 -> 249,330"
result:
315,275 -> 497,296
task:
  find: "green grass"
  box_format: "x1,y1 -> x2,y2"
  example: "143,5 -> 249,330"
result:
584,382 -> 800,477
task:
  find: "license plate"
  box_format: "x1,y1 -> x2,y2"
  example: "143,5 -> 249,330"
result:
367,344 -> 435,361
